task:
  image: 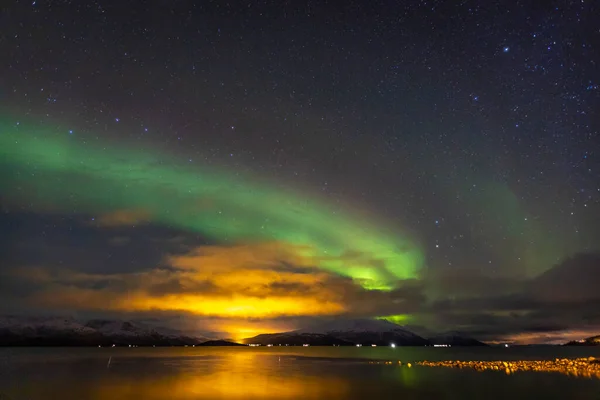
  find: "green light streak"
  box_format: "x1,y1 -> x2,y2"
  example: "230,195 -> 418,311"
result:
464,181 -> 576,276
377,315 -> 411,325
0,119 -> 423,290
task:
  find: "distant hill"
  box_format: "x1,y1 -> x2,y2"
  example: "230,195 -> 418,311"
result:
197,340 -> 246,346
245,319 -> 429,346
427,332 -> 488,346
565,335 -> 600,346
245,332 -> 353,346
0,316 -> 208,346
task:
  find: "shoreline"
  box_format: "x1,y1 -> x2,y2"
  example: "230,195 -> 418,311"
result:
417,357 -> 600,378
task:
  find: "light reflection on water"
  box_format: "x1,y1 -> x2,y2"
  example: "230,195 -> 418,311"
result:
1,347 -> 600,400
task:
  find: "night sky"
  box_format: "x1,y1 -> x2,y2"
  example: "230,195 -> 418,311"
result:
1,0 -> 599,344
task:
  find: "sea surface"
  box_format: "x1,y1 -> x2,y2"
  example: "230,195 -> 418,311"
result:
1,346 -> 600,399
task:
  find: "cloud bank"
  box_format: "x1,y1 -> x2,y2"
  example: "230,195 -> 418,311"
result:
4,224 -> 599,343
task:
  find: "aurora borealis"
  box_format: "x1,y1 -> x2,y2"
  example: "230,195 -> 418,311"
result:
2,1 -> 600,344
0,118 -> 423,291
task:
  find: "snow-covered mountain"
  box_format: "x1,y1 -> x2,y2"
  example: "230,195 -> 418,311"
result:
245,319 -> 429,346
298,318 -> 411,334
244,332 -> 354,346
0,316 -> 209,346
0,316 -> 96,335
84,319 -> 182,338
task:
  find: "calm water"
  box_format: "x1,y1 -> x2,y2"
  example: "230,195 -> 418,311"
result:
1,346 -> 600,399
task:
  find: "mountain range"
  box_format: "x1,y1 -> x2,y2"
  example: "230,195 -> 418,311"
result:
0,316 -> 488,346
0,316 -> 208,346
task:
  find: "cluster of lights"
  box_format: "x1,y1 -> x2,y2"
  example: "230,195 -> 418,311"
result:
418,358 -> 600,379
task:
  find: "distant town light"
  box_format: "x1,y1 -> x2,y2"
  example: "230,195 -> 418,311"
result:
390,343 -> 396,348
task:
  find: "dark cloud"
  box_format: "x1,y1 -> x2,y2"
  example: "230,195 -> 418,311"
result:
93,209 -> 152,227
529,253 -> 600,302
418,253 -> 600,342
0,211 -> 210,275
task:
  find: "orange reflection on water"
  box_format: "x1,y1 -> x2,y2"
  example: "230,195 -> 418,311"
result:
87,351 -> 349,400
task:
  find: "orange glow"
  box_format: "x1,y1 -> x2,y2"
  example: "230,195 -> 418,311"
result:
203,320 -> 296,342
123,294 -> 345,318
20,242 -> 358,335
165,242 -> 320,272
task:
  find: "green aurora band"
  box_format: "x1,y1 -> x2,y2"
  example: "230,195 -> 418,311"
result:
0,119 -> 423,290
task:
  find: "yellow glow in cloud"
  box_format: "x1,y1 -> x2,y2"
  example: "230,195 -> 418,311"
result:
23,242 -> 354,319
123,294 -> 345,318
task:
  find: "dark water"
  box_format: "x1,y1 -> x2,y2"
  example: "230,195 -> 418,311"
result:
1,347 -> 600,399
